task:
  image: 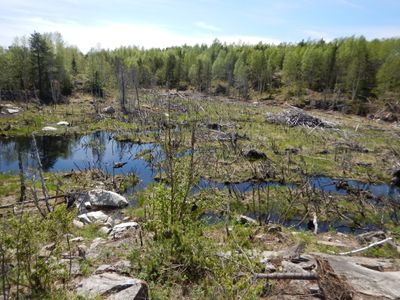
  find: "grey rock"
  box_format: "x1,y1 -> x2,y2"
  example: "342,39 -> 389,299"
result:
78,211 -> 111,225
108,284 -> 148,300
73,219 -> 84,229
114,260 -> 131,272
81,189 -> 128,209
99,226 -> 112,235
86,237 -> 106,259
4,108 -> 21,114
60,259 -> 81,276
76,272 -> 148,299
39,242 -> 56,258
95,264 -> 117,274
237,215 -> 257,225
110,222 -> 139,238
42,126 -> 57,131
318,254 -> 400,299
70,237 -> 84,243
102,106 -> 115,114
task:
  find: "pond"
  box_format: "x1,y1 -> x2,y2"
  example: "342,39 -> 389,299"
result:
0,131 -> 161,191
1,131 -> 399,233
1,131 -> 399,199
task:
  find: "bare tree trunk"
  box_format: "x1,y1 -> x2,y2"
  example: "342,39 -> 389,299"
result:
135,84 -> 140,110
17,144 -> 26,202
31,134 -> 51,213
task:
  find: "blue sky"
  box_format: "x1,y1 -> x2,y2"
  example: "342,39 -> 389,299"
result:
1,0 -> 399,52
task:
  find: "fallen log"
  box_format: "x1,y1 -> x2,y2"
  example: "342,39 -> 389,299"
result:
0,194 -> 66,210
339,237 -> 393,256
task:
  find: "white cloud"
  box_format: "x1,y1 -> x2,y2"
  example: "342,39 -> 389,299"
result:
194,21 -> 221,32
302,26 -> 400,42
0,17 -> 280,52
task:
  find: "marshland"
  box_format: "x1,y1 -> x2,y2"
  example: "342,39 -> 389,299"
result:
1,27 -> 400,299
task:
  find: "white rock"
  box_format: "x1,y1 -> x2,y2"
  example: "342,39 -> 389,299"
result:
99,226 -> 112,235
5,108 -> 21,114
70,237 -> 84,243
102,106 -> 115,114
83,189 -> 128,208
42,126 -> 57,131
73,219 -> 84,229
237,215 -> 257,225
57,121 -> 69,126
110,222 -> 139,238
86,238 -> 105,259
75,272 -> 148,299
78,211 -> 111,225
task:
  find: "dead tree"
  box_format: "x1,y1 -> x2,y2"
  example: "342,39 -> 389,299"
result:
31,134 -> 51,214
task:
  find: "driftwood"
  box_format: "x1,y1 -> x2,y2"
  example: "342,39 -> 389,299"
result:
339,237 -> 393,256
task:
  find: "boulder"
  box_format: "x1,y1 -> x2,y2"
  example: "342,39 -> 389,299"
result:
42,126 -> 57,131
86,237 -> 106,259
318,254 -> 400,299
73,219 -> 84,229
4,108 -> 21,114
81,189 -> 128,209
99,226 -> 112,235
110,222 -> 139,239
78,211 -> 111,225
76,272 -> 148,299
237,215 -> 257,225
103,106 -> 115,114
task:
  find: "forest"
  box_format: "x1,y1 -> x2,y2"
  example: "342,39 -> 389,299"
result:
1,32 -> 400,113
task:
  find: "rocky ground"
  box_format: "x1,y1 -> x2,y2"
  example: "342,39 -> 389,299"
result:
53,188 -> 400,299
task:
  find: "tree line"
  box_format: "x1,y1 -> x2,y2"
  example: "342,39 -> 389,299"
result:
0,32 -> 399,105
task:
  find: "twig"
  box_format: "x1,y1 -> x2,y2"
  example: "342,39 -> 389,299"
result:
339,237 -> 393,256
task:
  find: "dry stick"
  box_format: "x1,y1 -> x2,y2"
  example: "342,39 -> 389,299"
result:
339,237 -> 393,256
0,195 -> 66,210
31,134 -> 51,213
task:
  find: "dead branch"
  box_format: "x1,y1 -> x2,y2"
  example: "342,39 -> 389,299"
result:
339,237 -> 393,256
0,194 -> 66,210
